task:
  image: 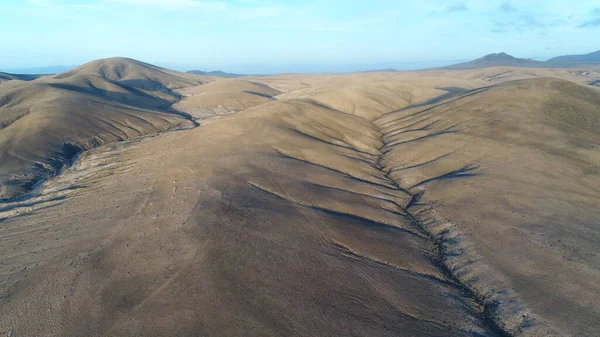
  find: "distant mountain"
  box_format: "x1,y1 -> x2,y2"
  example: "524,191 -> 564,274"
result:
0,57 -> 208,199
441,52 -> 543,70
547,50 -> 600,65
1,65 -> 74,75
0,72 -> 40,83
440,50 -> 600,70
186,70 -> 245,78
358,68 -> 399,73
591,80 -> 600,87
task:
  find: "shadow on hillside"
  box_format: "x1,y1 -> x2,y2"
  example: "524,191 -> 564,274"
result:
379,86 -> 491,120
46,82 -> 174,110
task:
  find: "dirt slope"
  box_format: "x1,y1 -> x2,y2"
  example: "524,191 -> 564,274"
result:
0,72 -> 39,83
377,77 -> 600,335
0,58 -> 210,199
54,57 -> 206,101
0,64 -> 599,336
0,75 -> 505,337
173,79 -> 281,119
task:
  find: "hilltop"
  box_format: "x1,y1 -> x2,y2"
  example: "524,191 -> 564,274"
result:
441,52 -> 542,69
0,57 -> 210,199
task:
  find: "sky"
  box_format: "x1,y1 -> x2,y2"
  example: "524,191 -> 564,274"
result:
1,0 -> 599,74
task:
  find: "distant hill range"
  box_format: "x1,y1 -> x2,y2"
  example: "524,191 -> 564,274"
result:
0,65 -> 74,75
441,52 -> 542,70
357,68 -> 399,73
186,70 -> 246,78
0,72 -> 40,82
441,50 -> 600,70
547,50 -> 600,65
0,57 -> 211,199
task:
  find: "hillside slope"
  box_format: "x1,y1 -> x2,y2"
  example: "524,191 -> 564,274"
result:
0,70 -> 599,336
0,72 -> 39,83
54,57 -> 207,102
173,79 -> 281,119
377,77 -> 600,336
0,58 -> 209,199
0,78 -> 505,336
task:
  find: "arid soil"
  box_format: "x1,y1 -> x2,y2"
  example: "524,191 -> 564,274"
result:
0,60 -> 599,336
0,58 -> 210,199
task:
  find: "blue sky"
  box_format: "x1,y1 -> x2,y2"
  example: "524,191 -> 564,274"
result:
1,0 -> 599,73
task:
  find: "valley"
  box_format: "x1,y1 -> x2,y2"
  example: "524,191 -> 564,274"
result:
0,59 -> 599,336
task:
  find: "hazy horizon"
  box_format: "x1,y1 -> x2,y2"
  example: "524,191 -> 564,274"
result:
0,55 -> 566,75
0,58 -> 472,75
2,0 -> 599,74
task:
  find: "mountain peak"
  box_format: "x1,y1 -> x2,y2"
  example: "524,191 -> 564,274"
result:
48,57 -> 208,103
442,52 -> 541,70
480,52 -> 516,61
54,57 -> 159,81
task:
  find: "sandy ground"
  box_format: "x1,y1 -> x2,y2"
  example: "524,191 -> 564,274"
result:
0,65 -> 599,336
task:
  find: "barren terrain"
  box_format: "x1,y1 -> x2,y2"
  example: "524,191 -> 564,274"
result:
0,59 -> 599,336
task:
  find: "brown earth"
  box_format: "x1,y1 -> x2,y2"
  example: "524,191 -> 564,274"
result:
0,60 -> 599,336
0,58 -> 211,199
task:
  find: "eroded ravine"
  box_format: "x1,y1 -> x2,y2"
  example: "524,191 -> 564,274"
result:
240,96 -> 511,335
371,78 -> 600,337
0,96 -> 501,336
283,93 -> 515,335
371,101 -> 515,336
0,79 -> 281,223
4,78 -> 590,336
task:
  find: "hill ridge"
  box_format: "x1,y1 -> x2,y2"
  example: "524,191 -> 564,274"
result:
441,52 -> 542,70
0,57 -> 208,199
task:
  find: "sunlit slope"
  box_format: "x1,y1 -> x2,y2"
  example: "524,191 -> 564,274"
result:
174,78 -> 281,118
54,57 -> 207,102
1,69 -> 599,336
0,94 -> 504,336
257,73 -> 482,120
0,58 -> 208,199
377,78 -> 600,336
420,66 -> 600,87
